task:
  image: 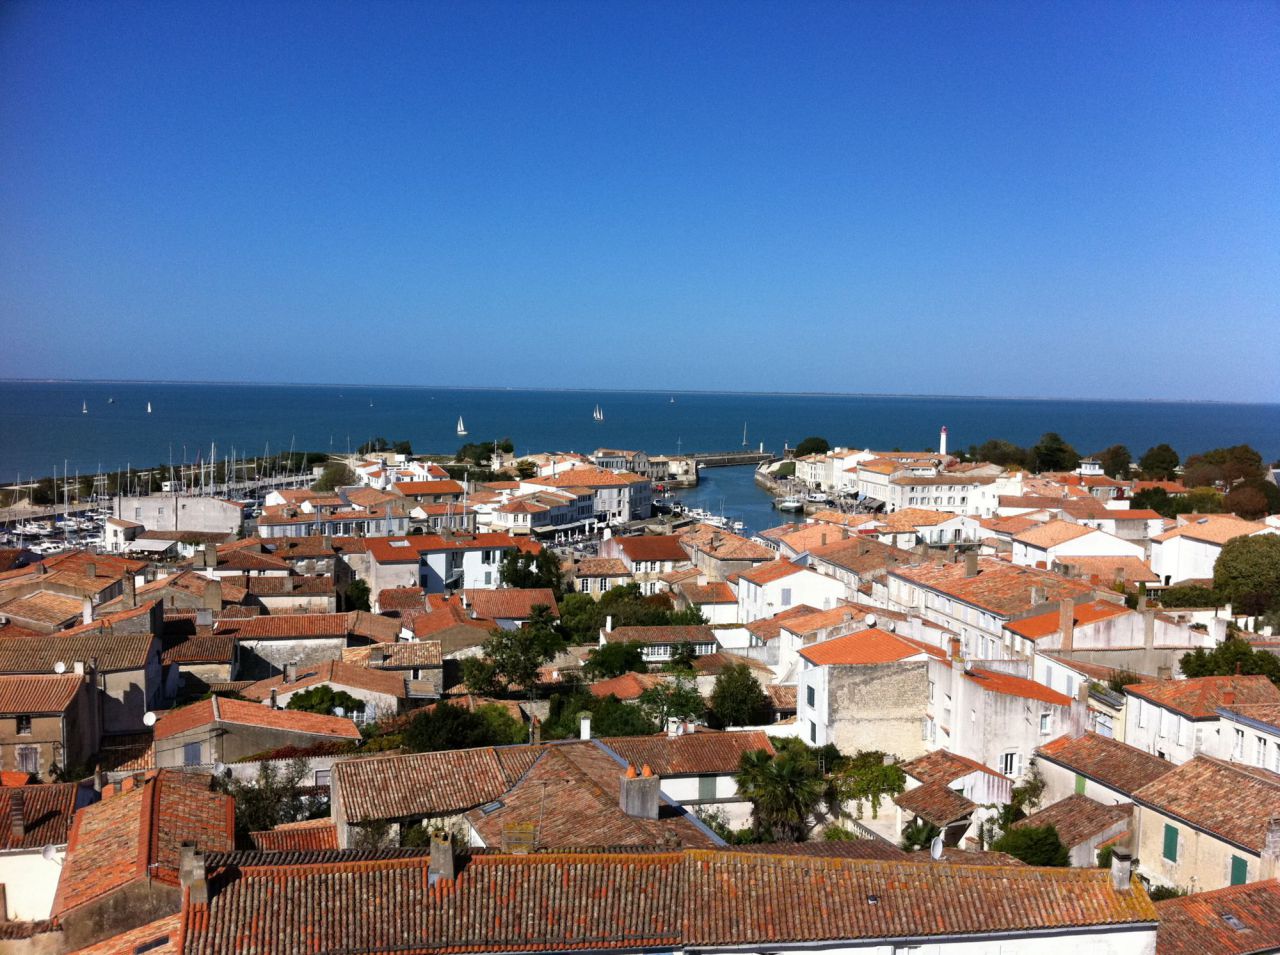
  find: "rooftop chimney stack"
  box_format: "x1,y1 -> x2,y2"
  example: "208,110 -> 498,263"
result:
619,764 -> 661,820
81,597 -> 93,626
269,687 -> 278,709
429,831 -> 457,882
179,844 -> 208,905
964,552 -> 979,578
84,563 -> 96,580
666,716 -> 679,738
123,574 -> 137,609
1109,838 -> 1133,892
1262,817 -> 1280,880
284,662 -> 298,684
9,790 -> 24,839
579,713 -> 592,740
196,608 -> 213,627
1059,599 -> 1075,652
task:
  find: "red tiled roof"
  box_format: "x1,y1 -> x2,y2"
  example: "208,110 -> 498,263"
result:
1005,598 -> 1131,640
366,533 -> 531,564
331,745 -> 544,823
0,783 -> 80,850
153,696 -> 363,741
743,604 -> 821,642
1153,515 -> 1270,546
71,914 -> 183,955
462,588 -> 559,620
891,558 -> 1093,617
249,818 -> 340,852
1012,794 -> 1130,848
213,612 -> 356,640
240,659 -> 407,702
1133,756 -> 1280,853
53,771 -> 233,915
574,557 -> 630,578
894,781 -> 976,826
738,559 -> 805,586
178,849 -> 1158,954
799,628 -> 944,666
0,630 -> 156,674
615,535 -> 689,563
1155,879 -> 1280,955
678,580 -> 736,604
0,674 -> 84,714
900,749 -> 1008,785
392,480 -> 464,496
1036,732 -> 1175,796
1125,675 -> 1280,720
602,625 -> 716,646
589,671 -> 668,701
600,731 -> 774,776
965,667 -> 1072,706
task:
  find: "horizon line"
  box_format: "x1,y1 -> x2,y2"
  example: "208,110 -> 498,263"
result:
0,377 -> 1274,408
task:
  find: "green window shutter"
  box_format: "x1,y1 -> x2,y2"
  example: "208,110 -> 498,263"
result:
1163,824 -> 1179,862
1075,774 -> 1086,795
698,775 -> 716,801
1231,855 -> 1248,886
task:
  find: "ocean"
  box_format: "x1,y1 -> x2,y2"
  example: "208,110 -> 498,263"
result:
2,380 -> 1277,488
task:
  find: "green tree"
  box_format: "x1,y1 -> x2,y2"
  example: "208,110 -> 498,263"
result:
344,579 -> 371,612
515,459 -> 537,479
1095,445 -> 1132,479
737,746 -> 825,842
664,642 -> 698,674
1031,432 -> 1081,473
637,676 -> 705,725
582,641 -> 648,680
1180,487 -> 1225,514
220,758 -> 320,848
312,462 -> 356,491
1181,636 -> 1280,686
1224,485 -> 1270,520
460,656 -> 504,697
793,436 -> 831,458
1157,585 -> 1219,609
967,440 -> 1031,469
708,663 -> 772,728
1131,487 -> 1179,519
479,606 -> 566,700
990,825 -> 1070,866
457,438 -> 514,464
357,437 -> 391,454
1214,535 -> 1280,616
560,592 -> 606,644
900,819 -> 941,852
499,550 -> 565,595
403,701 -> 525,752
30,477 -> 56,506
1182,461 -> 1224,489
1186,445 -> 1264,485
542,685 -> 658,738
392,440 -> 413,456
286,685 -> 364,716
1139,444 -> 1180,479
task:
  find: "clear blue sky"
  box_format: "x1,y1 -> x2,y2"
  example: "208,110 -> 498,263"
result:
2,1 -> 1277,401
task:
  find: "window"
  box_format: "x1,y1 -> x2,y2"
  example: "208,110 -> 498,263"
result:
1256,736 -> 1268,767
183,741 -> 202,766
15,715 -> 31,736
1000,752 -> 1019,776
698,775 -> 716,801
780,587 -> 792,606
1039,712 -> 1052,736
16,746 -> 38,774
1162,824 -> 1179,862
484,571 -> 492,586
1075,774 -> 1087,795
806,685 -> 816,708
1138,701 -> 1148,728
315,769 -> 331,788
1234,728 -> 1246,759
1230,855 -> 1248,886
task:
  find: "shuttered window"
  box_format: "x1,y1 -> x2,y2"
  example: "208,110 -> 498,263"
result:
1231,855 -> 1248,886
1075,774 -> 1086,795
1163,824 -> 1178,862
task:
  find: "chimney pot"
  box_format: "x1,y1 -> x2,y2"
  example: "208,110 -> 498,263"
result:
123,574 -> 137,609
269,687 -> 278,709
579,713 -> 591,740
619,764 -> 661,819
284,662 -> 297,684
9,790 -> 24,839
964,552 -> 979,578
429,831 -> 456,881
84,562 -> 96,579
81,597 -> 93,626
180,843 -> 209,904
1059,599 -> 1076,652
1109,842 -> 1133,892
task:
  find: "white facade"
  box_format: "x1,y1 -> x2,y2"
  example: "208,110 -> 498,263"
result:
1012,529 -> 1145,569
736,567 -> 845,623
0,845 -> 64,920
1122,693 -> 1201,765
1208,710 -> 1280,774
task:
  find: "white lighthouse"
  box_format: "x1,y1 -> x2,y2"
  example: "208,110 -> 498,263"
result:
939,426 -> 948,456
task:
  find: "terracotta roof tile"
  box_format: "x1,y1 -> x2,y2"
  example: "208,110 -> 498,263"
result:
0,782 -> 80,850
891,558 -> 1093,617
1155,879 -> 1280,955
1014,519 -> 1096,548
574,557 -> 630,578
240,659 -> 408,702
71,913 -> 182,955
462,588 -> 559,619
602,625 -> 716,646
1132,756 -> 1280,853
1013,794 -> 1131,847
894,781 -> 977,826
1036,732 -> 1175,796
588,671 -> 669,701
1125,675 -> 1280,720
250,818 -> 340,852
739,559 -> 805,586
153,696 -> 363,741
601,731 -> 774,776
900,749 -> 1008,785
1005,598 -> 1132,640
799,628 -> 944,666
615,535 -> 689,563
0,674 -> 85,714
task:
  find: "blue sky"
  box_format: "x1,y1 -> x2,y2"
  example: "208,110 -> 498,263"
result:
1,1 -> 1277,401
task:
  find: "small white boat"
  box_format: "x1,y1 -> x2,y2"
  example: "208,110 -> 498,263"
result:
146,402 -> 152,414
82,401 -> 88,414
731,520 -> 745,532
777,496 -> 804,512
456,416 -> 468,437
593,404 -> 603,422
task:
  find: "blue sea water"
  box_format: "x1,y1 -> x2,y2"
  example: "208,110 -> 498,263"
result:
1,381 -> 1277,488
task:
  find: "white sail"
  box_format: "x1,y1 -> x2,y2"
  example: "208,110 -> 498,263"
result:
593,404 -> 603,422
456,416 -> 467,437
146,402 -> 152,414
82,402 -> 88,414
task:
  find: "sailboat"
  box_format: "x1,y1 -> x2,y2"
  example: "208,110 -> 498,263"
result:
146,402 -> 152,414
107,397 -> 114,404
593,404 -> 604,422
456,416 -> 468,437
81,402 -> 88,415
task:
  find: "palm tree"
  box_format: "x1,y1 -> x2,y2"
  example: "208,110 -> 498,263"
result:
900,819 -> 941,852
737,749 -> 824,842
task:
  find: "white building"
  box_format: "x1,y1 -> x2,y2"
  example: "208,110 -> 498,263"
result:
1011,519 -> 1146,569
735,560 -> 845,624
1123,675 -> 1280,765
1150,515 -> 1277,586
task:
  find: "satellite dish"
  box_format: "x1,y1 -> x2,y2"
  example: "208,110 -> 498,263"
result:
213,761 -> 226,776
142,711 -> 157,727
885,621 -> 896,632
53,661 -> 66,674
41,844 -> 58,862
333,707 -> 345,718
929,836 -> 945,861
864,614 -> 877,627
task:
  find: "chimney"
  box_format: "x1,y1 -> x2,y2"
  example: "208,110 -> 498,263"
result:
619,764 -> 661,820
1070,682 -> 1090,739
1109,838 -> 1133,892
1156,665 -> 1172,681
269,687 -> 278,709
202,578 -> 222,612
81,597 -> 93,626
1223,688 -> 1236,707
1143,609 -> 1156,650
949,636 -> 963,662
196,608 -> 213,627
964,552 -> 978,578
1058,599 -> 1075,652
123,574 -> 137,609
9,790 -> 24,839
1137,592 -> 1148,611
604,616 -> 613,635
73,661 -> 85,675
281,576 -> 294,593
202,544 -> 218,569
666,716 -> 679,738
429,831 -> 456,882
1262,817 -> 1280,880
579,712 -> 591,740
531,717 -> 542,745
84,562 -> 96,579
179,844 -> 208,905
284,662 -> 298,684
